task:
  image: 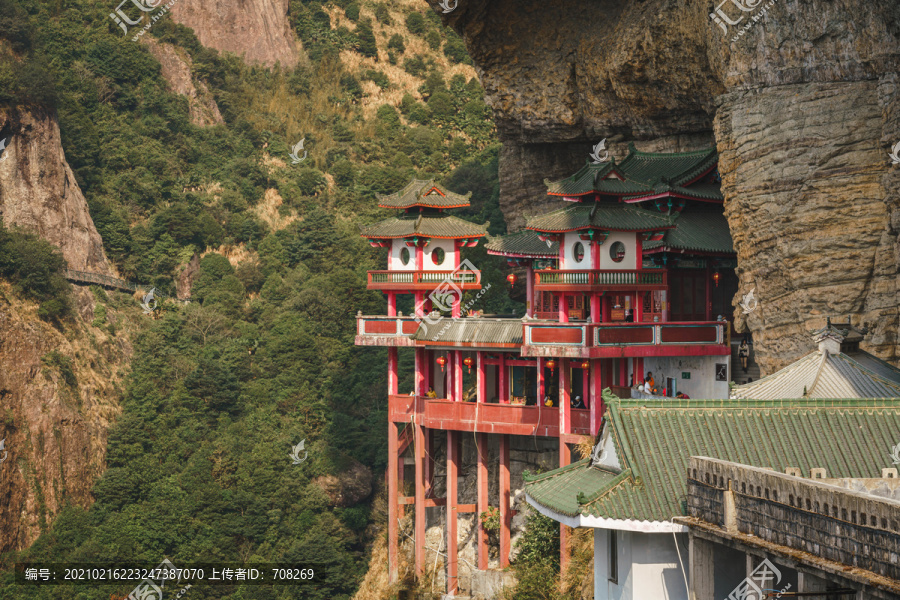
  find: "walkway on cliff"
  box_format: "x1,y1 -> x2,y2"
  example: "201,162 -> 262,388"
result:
63,269 -> 183,300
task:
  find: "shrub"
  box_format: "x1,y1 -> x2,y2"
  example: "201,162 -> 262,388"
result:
399,93 -> 417,114
295,168 -> 327,195
340,73 -> 363,101
418,70 -> 445,98
387,33 -> 406,54
362,69 -> 390,90
344,1 -> 360,21
355,20 -> 377,58
425,30 -> 441,50
443,32 -> 470,64
387,50 -> 398,65
331,160 -> 356,188
373,3 -> 391,25
405,11 -> 425,35
427,91 -> 454,119
402,56 -> 427,77
0,222 -> 71,321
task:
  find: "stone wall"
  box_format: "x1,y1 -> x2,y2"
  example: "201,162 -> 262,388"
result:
686,457 -> 900,582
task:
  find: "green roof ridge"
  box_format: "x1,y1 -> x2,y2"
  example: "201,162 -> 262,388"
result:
576,468 -> 633,506
523,458 -> 589,483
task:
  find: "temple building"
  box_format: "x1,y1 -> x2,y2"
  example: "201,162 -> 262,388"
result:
354,145 -> 742,596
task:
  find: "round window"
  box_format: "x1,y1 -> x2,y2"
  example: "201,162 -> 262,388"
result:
432,247 -> 446,266
609,241 -> 626,263
573,242 -> 585,263
400,247 -> 411,266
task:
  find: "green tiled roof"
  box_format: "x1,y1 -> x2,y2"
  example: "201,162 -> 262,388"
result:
525,394 -> 900,523
361,214 -> 487,240
545,145 -> 720,201
376,179 -> 472,209
485,229 -> 559,258
526,203 -> 676,234
643,211 -> 734,254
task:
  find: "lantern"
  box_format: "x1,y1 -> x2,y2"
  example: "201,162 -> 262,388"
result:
507,273 -> 518,287
712,271 -> 721,288
437,355 -> 447,372
546,359 -> 557,375
463,356 -> 474,373
581,360 -> 590,370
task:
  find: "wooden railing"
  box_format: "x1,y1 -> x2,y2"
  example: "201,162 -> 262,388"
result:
367,269 -> 481,290
534,269 -> 666,290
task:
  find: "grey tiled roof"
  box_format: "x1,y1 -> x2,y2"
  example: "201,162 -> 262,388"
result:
731,350 -> 900,399
376,179 -> 472,209
642,211 -> 734,254
361,214 -> 487,240
526,202 -> 676,234
412,318 -> 523,346
486,229 -> 559,258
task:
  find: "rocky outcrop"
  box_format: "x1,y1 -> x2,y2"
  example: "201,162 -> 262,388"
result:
430,0 -> 900,373
313,458 -> 373,507
0,108 -> 112,275
170,0 -> 299,68
142,38 -> 224,127
0,284 -> 131,552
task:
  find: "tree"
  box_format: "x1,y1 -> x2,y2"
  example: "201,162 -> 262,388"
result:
387,33 -> 406,54
405,11 -> 425,34
355,20 -> 377,59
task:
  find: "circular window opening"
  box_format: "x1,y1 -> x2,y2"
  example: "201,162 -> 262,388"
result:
432,247 -> 446,266
609,241 -> 626,263
573,242 -> 585,263
400,247 -> 411,266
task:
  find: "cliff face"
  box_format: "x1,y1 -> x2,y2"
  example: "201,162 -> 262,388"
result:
170,0 -> 299,68
0,108 -> 112,275
431,0 -> 900,373
143,38 -> 224,127
0,284 -> 132,552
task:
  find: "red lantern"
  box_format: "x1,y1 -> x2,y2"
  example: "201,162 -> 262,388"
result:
507,273 -> 518,287
546,359 -> 557,375
463,356 -> 474,373
712,271 -> 721,288
437,355 -> 447,372
581,360 -> 590,370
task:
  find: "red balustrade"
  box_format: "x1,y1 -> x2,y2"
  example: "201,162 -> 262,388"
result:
367,269 -> 482,291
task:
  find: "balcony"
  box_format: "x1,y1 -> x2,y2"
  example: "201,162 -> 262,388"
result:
356,315 -> 420,346
388,395 -> 592,437
522,321 -> 730,358
367,269 -> 482,291
534,269 -> 667,292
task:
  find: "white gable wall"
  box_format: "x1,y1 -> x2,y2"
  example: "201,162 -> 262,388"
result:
598,231 -> 638,270
424,239 -> 456,270
389,240 -> 415,271
563,232 -> 595,269
594,530 -> 689,600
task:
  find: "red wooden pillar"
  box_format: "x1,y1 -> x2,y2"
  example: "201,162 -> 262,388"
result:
582,363 -> 589,409
476,432 -> 489,570
388,348 -> 399,396
452,292 -> 462,319
619,357 -> 627,386
415,348 -> 426,396
499,353 -> 508,403
476,351 -> 486,404
590,293 -> 601,323
559,358 -> 571,576
499,434 -> 511,568
705,263 -> 713,321
635,291 -> 643,322
602,294 -> 611,322
424,428 -> 434,497
414,413 -> 426,576
537,357 -> 544,402
591,237 -> 601,269
414,291 -> 425,317
388,419 -> 399,582
590,359 -> 603,436
446,352 -> 455,401
454,350 -> 463,402
526,264 -> 534,317
558,293 -> 569,323
387,291 -> 397,316
446,430 -> 459,594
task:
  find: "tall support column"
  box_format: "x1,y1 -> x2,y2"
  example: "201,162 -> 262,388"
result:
558,293 -> 569,323
619,357 -> 627,386
537,357 -> 545,402
476,432 -> 489,570
559,358 -> 571,576
499,435 -> 511,568
415,348 -> 426,396
424,428 -> 434,497
706,263 -> 713,321
414,291 -> 425,316
591,293 -> 601,323
590,359 -> 603,436
582,363 -> 590,409
499,353 -> 508,403
388,420 -> 399,583
602,294 -> 611,322
414,416 -> 426,577
454,350 -> 464,402
387,292 -> 397,316
446,352 -> 455,400
635,291 -> 643,322
526,264 -> 534,317
388,348 -> 399,396
446,430 -> 459,594
452,292 -> 462,319
476,351 -> 486,404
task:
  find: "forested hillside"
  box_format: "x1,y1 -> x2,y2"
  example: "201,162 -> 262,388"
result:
0,0 -> 516,597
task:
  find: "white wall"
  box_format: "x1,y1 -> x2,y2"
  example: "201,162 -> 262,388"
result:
598,231 -> 638,270
424,239 -> 456,270
642,355 -> 730,399
564,232 -> 594,269
389,240 -> 415,271
594,530 -> 690,600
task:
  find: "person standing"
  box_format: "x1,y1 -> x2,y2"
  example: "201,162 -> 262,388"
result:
739,339 -> 750,373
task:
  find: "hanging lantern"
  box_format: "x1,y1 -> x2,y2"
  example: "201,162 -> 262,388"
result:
581,360 -> 590,370
506,273 -> 518,288
712,271 -> 721,288
437,355 -> 447,372
546,359 -> 557,375
463,356 -> 474,373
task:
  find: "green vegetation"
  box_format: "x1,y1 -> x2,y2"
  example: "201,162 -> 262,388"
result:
502,511 -> 562,600
0,0 -> 514,597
